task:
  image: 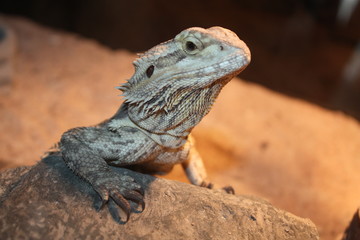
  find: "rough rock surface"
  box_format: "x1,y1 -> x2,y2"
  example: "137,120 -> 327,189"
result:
0,15 -> 359,239
0,155 -> 319,240
342,208 -> 360,240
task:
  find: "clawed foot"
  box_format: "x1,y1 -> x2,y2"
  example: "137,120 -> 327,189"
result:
200,181 -> 235,194
92,173 -> 145,223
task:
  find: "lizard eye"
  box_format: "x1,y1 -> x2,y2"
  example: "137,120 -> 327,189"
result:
182,36 -> 203,55
186,41 -> 197,51
146,65 -> 154,78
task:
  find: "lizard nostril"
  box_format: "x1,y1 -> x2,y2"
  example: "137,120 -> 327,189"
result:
146,65 -> 155,78
219,45 -> 224,51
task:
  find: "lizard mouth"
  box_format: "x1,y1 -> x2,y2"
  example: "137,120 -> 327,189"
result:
161,52 -> 249,83
180,52 -> 250,87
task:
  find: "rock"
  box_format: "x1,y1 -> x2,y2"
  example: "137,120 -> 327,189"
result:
0,156 -> 319,240
342,208 -> 360,240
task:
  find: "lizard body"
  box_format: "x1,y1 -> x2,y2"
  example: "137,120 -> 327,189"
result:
56,27 -> 250,222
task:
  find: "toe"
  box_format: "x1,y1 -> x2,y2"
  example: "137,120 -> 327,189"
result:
111,191 -> 132,222
124,190 -> 145,212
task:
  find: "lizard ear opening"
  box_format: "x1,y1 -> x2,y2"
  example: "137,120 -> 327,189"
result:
146,65 -> 154,78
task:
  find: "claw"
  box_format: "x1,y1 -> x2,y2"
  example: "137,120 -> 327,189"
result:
108,199 -> 124,224
223,186 -> 235,194
134,186 -> 145,196
124,190 -> 145,212
200,181 -> 214,189
111,191 -> 131,222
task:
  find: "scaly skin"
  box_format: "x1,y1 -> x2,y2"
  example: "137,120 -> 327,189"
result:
58,26 -> 250,223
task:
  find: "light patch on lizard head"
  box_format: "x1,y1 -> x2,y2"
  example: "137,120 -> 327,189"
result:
172,26 -> 251,79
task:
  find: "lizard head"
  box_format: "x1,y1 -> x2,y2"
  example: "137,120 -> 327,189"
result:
118,26 -> 250,137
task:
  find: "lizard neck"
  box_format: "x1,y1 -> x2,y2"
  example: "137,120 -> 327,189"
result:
111,104 -> 188,149
126,80 -> 225,138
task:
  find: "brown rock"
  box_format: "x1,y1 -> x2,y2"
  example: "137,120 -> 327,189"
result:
342,208 -> 360,240
0,156 -> 319,240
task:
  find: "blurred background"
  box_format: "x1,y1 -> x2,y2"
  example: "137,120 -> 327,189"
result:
1,0 -> 360,119
1,2 -> 360,239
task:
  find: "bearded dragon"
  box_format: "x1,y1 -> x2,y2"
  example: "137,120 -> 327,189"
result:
55,26 -> 250,222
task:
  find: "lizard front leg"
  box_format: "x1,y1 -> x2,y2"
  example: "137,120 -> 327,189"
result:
182,136 -> 235,194
60,127 -> 147,223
